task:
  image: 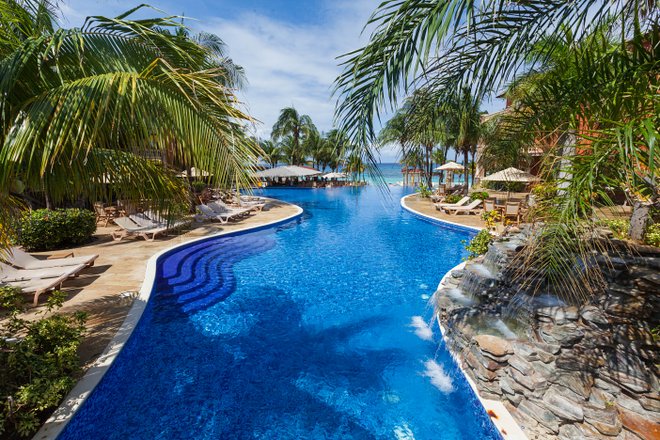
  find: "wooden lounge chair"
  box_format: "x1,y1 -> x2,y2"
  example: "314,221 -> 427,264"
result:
93,202 -> 117,227
502,201 -> 522,225
483,199 -> 496,212
112,217 -> 168,242
434,196 -> 470,211
443,199 -> 483,215
8,247 -> 98,269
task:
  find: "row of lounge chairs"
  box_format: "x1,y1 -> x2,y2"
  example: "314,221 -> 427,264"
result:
1,247 -> 98,305
434,197 -> 523,223
196,199 -> 264,224
112,211 -> 190,241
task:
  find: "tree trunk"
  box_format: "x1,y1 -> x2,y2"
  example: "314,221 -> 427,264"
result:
463,149 -> 469,194
629,201 -> 651,241
425,145 -> 433,188
470,148 -> 476,186
41,176 -> 51,209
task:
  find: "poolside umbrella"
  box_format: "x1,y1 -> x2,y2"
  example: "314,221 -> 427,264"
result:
434,161 -> 465,187
322,172 -> 348,180
481,167 -> 540,183
434,161 -> 464,172
254,165 -> 322,179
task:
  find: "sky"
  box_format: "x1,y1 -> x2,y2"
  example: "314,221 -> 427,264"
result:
60,0 -> 504,163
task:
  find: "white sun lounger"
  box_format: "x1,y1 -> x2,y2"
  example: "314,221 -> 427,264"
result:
8,247 -> 98,269
443,199 -> 484,215
3,275 -> 69,305
197,204 -> 249,224
0,262 -> 86,305
434,196 -> 470,210
143,210 -> 190,229
209,200 -> 255,216
112,217 -> 168,242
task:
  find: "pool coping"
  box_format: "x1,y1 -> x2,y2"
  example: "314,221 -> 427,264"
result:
434,264 -> 528,440
34,203 -> 304,440
399,194 -> 483,233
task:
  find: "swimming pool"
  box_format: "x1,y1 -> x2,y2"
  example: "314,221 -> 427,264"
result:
59,187 -> 499,439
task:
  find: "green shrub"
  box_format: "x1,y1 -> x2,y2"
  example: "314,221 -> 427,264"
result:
417,184 -> 432,198
444,194 -> 462,204
644,223 -> 660,247
604,219 -> 630,240
470,191 -> 489,201
464,229 -> 493,259
191,181 -> 207,193
17,209 -> 96,251
1,287 -> 86,438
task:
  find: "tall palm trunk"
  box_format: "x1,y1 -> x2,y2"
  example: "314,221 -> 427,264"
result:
463,148 -> 469,194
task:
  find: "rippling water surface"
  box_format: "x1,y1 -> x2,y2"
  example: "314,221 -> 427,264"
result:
60,187 -> 499,439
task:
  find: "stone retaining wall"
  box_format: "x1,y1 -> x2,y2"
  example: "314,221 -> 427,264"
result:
435,233 -> 660,439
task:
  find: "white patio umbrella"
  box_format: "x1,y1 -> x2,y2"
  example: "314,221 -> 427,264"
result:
481,167 -> 540,183
434,161 -> 465,187
434,161 -> 464,172
322,172 -> 348,179
254,165 -> 322,179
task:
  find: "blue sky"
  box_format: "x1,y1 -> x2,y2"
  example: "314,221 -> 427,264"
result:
60,0 -> 504,162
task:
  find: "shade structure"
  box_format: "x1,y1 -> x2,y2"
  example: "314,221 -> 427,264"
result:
322,172 -> 348,179
434,161 -> 465,172
481,167 -> 540,183
254,165 -> 322,179
177,167 -> 210,178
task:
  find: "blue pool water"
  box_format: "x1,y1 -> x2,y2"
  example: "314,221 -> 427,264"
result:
60,187 -> 499,439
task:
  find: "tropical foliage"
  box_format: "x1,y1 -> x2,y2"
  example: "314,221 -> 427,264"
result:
335,0 -> 659,303
1,288 -> 86,438
0,1 -> 261,248
17,208 -> 96,251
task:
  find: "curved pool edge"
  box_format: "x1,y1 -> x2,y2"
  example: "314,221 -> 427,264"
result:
434,263 -> 528,440
400,194 -> 483,233
34,203 -> 304,440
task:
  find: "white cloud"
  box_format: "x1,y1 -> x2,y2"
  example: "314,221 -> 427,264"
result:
201,1 -> 379,140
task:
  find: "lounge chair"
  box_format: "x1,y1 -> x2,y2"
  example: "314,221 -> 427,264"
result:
210,199 -> 258,215
3,275 -> 68,305
7,247 -> 97,269
143,210 -> 190,230
237,196 -> 266,211
207,201 -> 252,217
434,196 -> 470,210
502,201 -> 522,225
197,204 -> 249,224
443,199 -> 484,215
483,199 -> 496,213
112,217 -> 168,241
93,202 -> 116,227
0,262 -> 86,304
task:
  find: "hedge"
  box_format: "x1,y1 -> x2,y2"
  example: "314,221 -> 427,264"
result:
17,209 -> 96,251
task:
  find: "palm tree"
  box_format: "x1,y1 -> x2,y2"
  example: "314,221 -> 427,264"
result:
0,2 -> 260,248
452,88 -> 483,190
259,139 -> 283,168
271,107 -> 317,166
334,0 -> 659,302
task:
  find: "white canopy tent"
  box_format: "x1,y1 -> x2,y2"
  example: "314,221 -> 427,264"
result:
254,165 -> 322,179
